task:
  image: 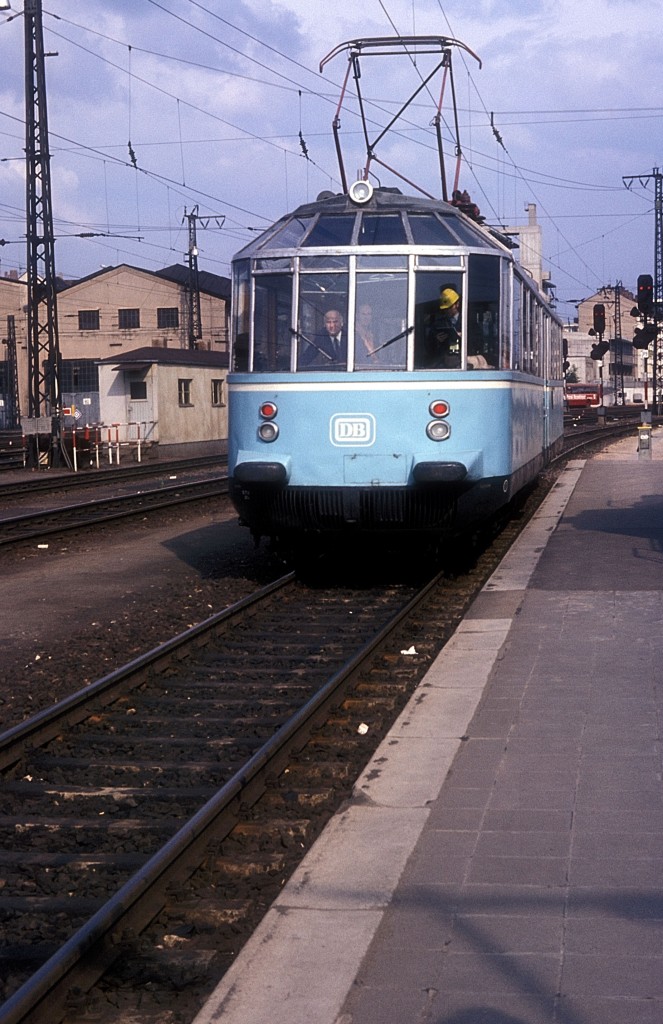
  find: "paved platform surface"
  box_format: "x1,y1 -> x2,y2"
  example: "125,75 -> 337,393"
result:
194,429 -> 663,1024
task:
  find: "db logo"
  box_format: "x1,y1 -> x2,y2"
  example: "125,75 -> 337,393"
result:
330,413 -> 376,447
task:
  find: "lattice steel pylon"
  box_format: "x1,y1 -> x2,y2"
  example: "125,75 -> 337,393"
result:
184,207 -> 203,349
656,170 -> 662,412
182,206 -> 225,349
24,0 -> 62,465
4,315 -> 21,430
623,166 -> 662,414
613,281 -> 625,406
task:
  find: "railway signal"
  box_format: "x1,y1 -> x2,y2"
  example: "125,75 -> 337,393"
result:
633,323 -> 657,350
637,274 -> 654,316
589,303 -> 608,361
562,338 -> 570,376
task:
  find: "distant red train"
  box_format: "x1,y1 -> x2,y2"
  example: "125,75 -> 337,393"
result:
565,383 -> 601,409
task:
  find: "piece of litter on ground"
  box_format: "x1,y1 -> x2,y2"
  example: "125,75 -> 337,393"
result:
357,723 -> 369,735
400,645 -> 417,655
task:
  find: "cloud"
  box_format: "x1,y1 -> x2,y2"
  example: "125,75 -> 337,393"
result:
0,0 -> 660,302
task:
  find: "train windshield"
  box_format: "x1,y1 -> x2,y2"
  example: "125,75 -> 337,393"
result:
231,198 -> 559,376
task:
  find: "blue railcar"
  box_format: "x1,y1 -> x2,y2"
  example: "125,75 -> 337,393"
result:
226,36 -> 564,555
227,187 -> 564,552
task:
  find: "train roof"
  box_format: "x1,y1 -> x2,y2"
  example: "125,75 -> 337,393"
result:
233,186 -> 516,261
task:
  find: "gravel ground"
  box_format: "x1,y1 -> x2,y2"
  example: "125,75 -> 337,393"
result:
0,497 -> 283,733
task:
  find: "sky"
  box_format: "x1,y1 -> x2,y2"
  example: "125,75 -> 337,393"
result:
0,0 -> 661,325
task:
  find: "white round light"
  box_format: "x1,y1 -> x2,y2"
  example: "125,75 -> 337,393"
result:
426,420 -> 451,442
258,421 -> 279,442
348,179 -> 374,204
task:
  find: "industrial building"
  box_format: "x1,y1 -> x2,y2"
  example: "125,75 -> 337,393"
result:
0,263 -> 230,456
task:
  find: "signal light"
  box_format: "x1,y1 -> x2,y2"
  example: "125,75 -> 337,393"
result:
633,324 -> 657,350
592,304 -> 606,334
429,399 -> 450,417
590,339 -> 609,361
637,274 -> 654,315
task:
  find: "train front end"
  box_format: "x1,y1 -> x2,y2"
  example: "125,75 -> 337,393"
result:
227,187 -> 564,552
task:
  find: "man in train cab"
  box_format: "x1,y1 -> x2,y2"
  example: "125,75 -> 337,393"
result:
302,309 -> 347,367
426,286 -> 461,368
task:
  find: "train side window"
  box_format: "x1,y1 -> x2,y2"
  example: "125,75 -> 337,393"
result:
500,258 -> 512,369
253,274 -> 293,372
512,276 -> 522,371
232,260 -> 250,371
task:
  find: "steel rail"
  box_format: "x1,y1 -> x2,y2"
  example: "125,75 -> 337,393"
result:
0,567 -> 443,1024
0,453 -> 225,498
0,572 -> 294,770
0,475 -> 229,546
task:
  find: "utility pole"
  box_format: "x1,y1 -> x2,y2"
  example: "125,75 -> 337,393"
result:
3,315 -> 21,429
182,207 -> 225,349
623,167 -> 662,414
183,207 -> 202,349
24,0 -> 62,466
613,281 -> 625,406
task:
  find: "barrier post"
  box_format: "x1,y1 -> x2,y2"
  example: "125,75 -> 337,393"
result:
637,423 -> 652,460
72,428 -> 78,473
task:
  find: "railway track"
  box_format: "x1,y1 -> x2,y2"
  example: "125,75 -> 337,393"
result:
0,419 -> 640,550
0,453 -> 225,500
0,566 -> 471,1024
0,476 -> 229,547
0,425 -> 649,1023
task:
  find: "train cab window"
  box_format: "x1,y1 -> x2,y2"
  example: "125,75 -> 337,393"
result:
253,274 -> 293,371
408,213 -> 464,247
302,215 -> 356,247
355,273 -> 408,370
466,254 -> 500,370
296,271 -> 348,371
260,216 -> 312,251
358,214 -> 407,246
414,271 -> 464,369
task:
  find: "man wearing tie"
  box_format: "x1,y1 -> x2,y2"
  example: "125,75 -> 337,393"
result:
300,308 -> 347,368
321,310 -> 345,363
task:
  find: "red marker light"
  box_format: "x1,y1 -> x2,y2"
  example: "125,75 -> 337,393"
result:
429,399 -> 450,418
260,402 -> 278,419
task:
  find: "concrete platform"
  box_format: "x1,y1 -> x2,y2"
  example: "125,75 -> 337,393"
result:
194,427 -> 663,1024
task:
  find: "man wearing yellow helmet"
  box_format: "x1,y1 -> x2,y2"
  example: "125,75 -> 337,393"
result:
426,285 -> 461,368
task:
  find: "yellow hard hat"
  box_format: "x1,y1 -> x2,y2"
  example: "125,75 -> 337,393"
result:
439,287 -> 460,310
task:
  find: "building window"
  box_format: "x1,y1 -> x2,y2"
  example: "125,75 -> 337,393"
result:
78,309 -> 100,331
60,360 -> 99,391
129,381 -> 148,401
157,307 -> 179,329
211,379 -> 225,406
178,378 -> 192,406
118,308 -> 140,330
